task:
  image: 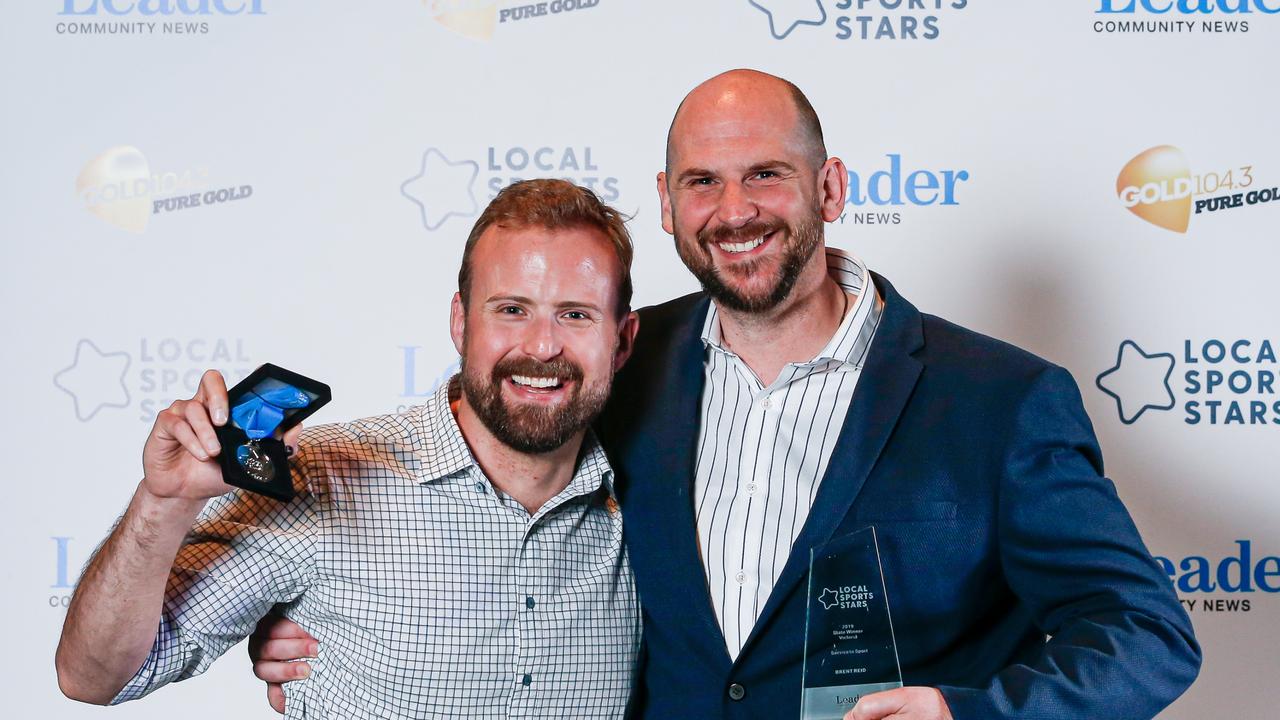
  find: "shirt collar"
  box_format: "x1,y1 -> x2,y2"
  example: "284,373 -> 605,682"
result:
700,247 -> 883,370
415,375 -> 616,500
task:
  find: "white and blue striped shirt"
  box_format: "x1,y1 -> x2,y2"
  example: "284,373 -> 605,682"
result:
694,248 -> 884,658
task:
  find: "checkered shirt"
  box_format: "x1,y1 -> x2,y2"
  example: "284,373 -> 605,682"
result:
113,377 -> 640,718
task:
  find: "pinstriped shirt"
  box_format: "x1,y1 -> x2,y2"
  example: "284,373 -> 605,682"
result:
113,377 -> 640,718
694,248 -> 884,658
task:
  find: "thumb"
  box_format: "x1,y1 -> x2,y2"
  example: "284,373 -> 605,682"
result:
267,683 -> 285,714
850,688 -> 907,720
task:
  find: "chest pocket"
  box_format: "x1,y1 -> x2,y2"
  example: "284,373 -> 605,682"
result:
856,499 -> 958,523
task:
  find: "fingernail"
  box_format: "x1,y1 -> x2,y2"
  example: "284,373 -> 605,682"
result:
212,408 -> 228,425
310,641 -> 320,656
297,664 -> 311,679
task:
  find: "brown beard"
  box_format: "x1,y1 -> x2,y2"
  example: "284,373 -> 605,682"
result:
459,352 -> 610,455
675,212 -> 824,314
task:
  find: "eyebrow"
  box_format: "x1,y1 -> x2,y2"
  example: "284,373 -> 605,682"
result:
485,295 -> 606,314
747,160 -> 798,175
676,160 -> 798,184
676,166 -> 716,183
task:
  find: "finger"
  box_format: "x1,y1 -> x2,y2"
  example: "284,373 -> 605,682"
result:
267,683 -> 285,714
256,637 -> 319,662
253,659 -> 311,684
159,405 -> 212,462
183,397 -> 222,457
197,370 -> 230,425
281,424 -> 303,453
265,616 -> 314,640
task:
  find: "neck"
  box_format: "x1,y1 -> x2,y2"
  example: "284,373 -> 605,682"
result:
716,247 -> 851,386
454,397 -> 583,514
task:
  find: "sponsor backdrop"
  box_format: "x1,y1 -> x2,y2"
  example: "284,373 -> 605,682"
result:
2,1 -> 1275,717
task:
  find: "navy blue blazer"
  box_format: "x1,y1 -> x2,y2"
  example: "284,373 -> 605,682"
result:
598,273 -> 1200,720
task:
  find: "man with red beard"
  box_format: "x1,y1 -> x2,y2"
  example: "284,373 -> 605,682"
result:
55,179 -> 642,719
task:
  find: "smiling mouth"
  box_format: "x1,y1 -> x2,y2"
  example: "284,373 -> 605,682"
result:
509,374 -> 565,392
715,229 -> 777,255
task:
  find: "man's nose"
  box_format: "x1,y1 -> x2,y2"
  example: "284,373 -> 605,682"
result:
519,314 -> 563,362
715,181 -> 759,228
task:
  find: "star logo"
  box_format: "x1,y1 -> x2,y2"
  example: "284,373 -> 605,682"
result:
53,339 -> 132,422
400,148 -> 480,232
1096,340 -> 1176,425
818,587 -> 840,610
749,0 -> 827,40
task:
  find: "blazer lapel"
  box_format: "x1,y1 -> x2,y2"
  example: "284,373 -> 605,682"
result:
618,295 -> 734,668
739,273 -> 925,658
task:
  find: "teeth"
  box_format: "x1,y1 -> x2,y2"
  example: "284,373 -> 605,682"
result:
511,375 -> 561,389
717,236 -> 765,254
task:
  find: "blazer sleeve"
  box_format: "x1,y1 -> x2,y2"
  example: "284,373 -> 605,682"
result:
938,365 -> 1201,720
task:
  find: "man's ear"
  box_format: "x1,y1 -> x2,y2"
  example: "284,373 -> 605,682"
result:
450,292 -> 466,355
656,172 -> 674,235
818,157 -> 848,223
613,311 -> 640,373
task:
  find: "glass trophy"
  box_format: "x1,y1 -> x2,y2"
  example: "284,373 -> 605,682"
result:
214,363 -> 331,502
801,526 -> 903,720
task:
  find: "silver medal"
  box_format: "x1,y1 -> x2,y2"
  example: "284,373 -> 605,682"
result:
236,440 -> 275,483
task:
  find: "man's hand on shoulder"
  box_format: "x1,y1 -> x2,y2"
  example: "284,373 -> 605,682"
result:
248,613 -> 319,714
844,687 -> 953,720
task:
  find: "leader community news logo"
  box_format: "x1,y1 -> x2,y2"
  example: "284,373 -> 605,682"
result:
1155,541 -> 1280,614
1093,0 -> 1278,34
78,146 -> 253,233
55,0 -> 266,36
1114,145 -> 1277,234
424,0 -> 603,42
748,0 -> 968,41
53,337 -> 255,422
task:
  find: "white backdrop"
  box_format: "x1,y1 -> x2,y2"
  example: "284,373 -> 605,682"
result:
3,1 -> 1277,717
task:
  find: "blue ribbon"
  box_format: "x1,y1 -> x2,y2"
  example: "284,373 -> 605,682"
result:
231,378 -> 312,440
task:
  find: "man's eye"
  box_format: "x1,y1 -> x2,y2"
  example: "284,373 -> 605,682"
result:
564,311 -> 589,321
500,306 -> 524,315
756,170 -> 778,179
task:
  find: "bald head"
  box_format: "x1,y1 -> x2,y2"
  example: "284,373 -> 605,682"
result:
665,69 -> 827,175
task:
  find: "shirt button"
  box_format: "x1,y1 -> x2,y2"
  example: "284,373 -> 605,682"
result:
525,596 -> 536,609
522,673 -> 532,687
728,683 -> 746,701
759,396 -> 773,410
735,570 -> 747,585
746,482 -> 758,495
474,481 -> 485,493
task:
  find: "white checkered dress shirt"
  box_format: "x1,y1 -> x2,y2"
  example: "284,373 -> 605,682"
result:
695,248 -> 884,658
113,377 -> 640,718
